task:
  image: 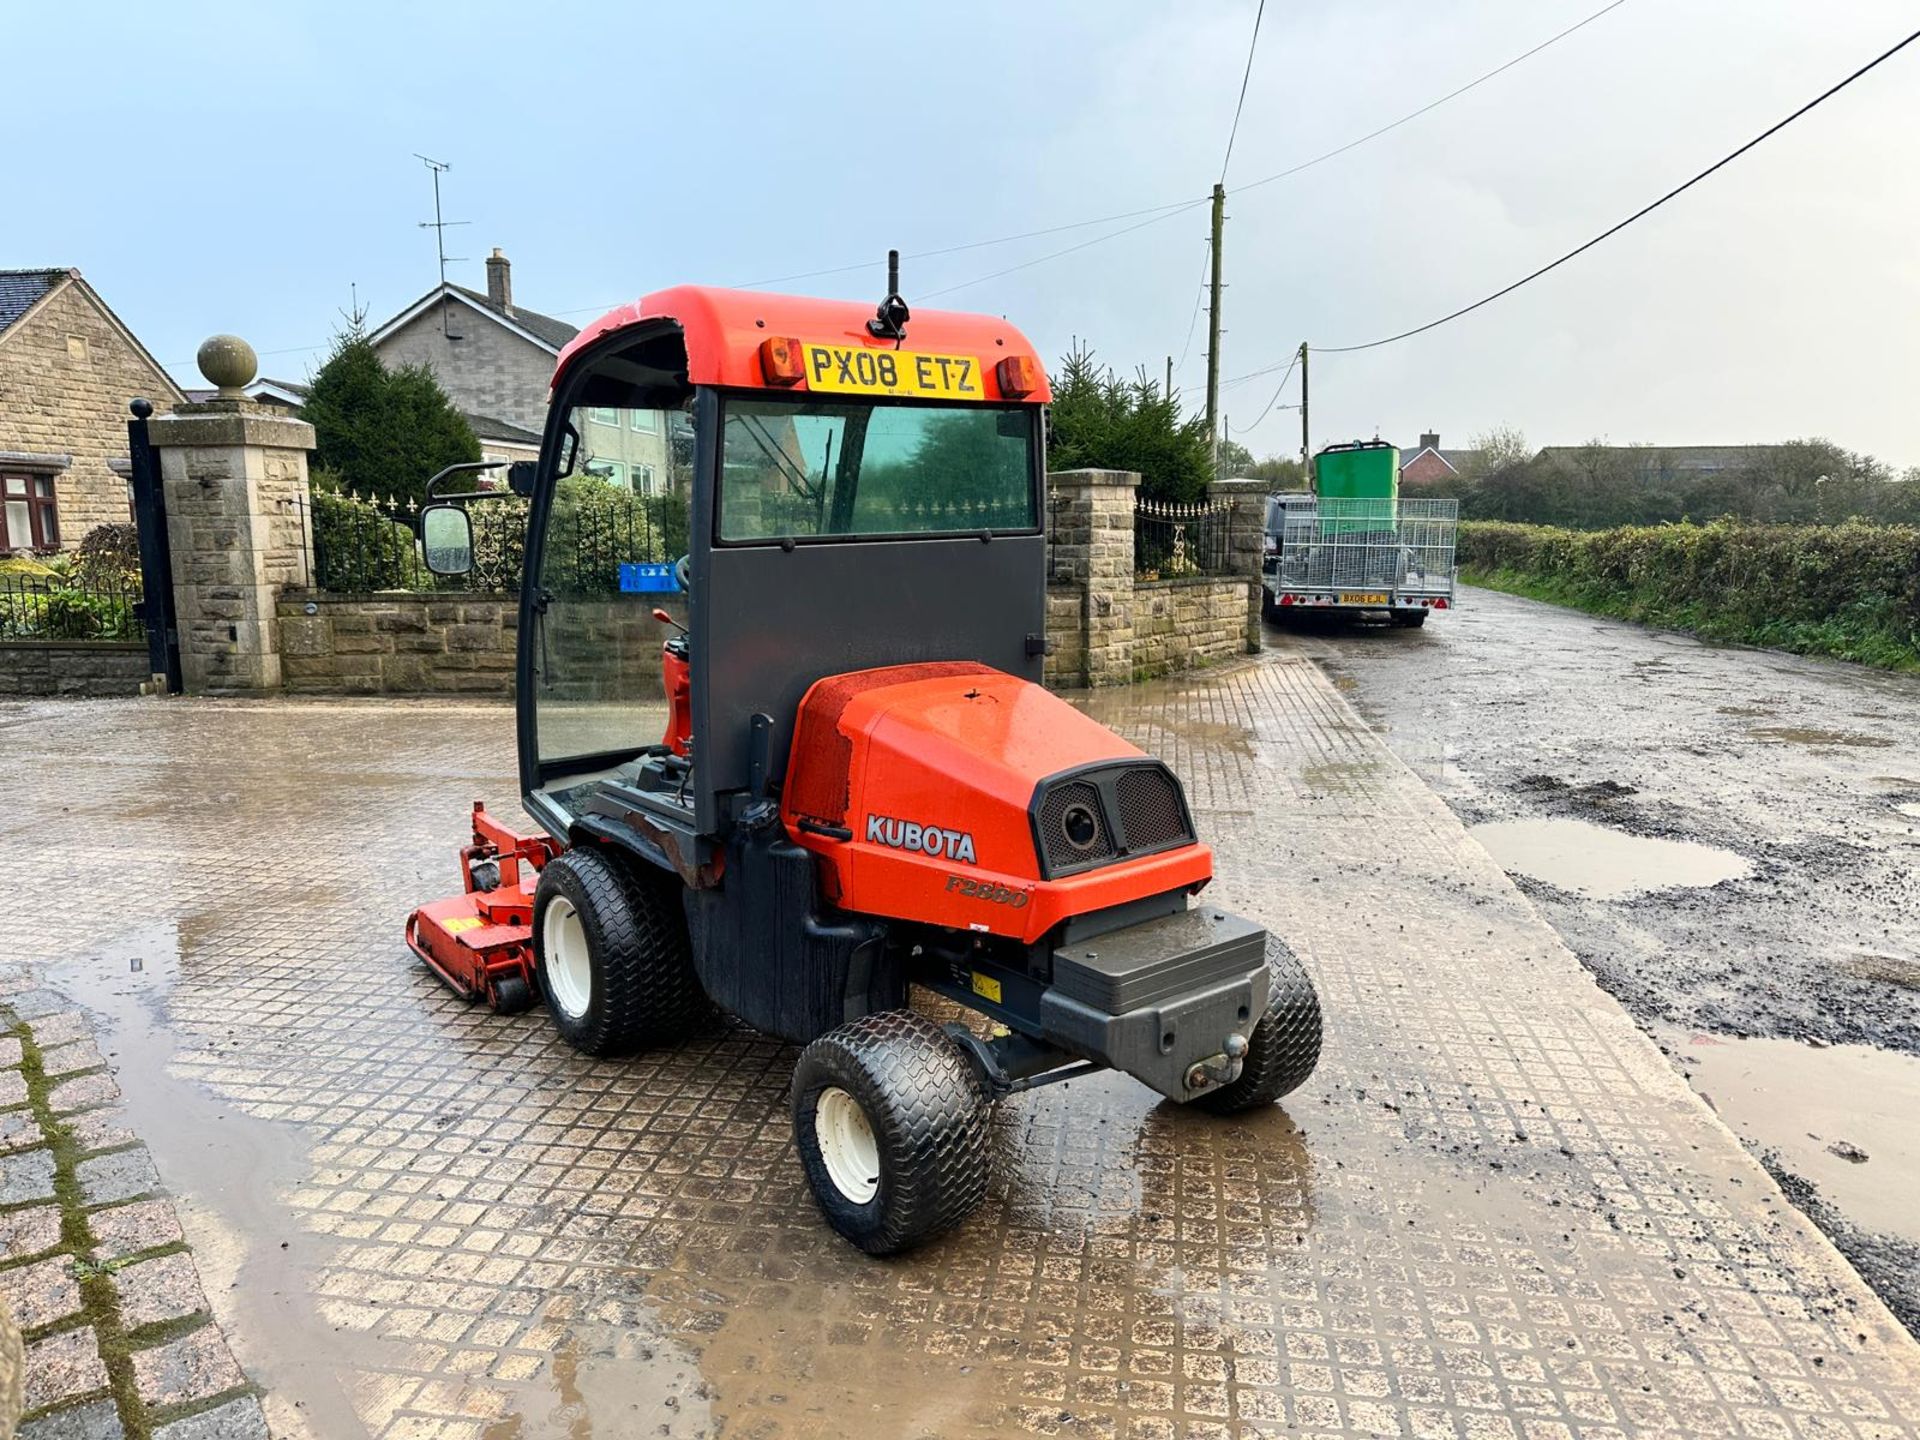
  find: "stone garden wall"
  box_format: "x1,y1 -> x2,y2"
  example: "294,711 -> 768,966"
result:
0,642 -> 150,697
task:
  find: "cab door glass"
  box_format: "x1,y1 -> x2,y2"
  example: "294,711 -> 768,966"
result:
531,403 -> 693,772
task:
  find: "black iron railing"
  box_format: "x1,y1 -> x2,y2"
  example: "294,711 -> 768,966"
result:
0,570 -> 146,642
303,485 -> 690,596
1133,498 -> 1233,579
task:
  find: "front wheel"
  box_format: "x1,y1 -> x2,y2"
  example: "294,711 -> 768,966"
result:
1192,937 -> 1322,1114
531,846 -> 708,1057
791,1012 -> 990,1255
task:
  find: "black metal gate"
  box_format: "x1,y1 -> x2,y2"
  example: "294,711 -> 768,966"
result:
127,397 -> 182,692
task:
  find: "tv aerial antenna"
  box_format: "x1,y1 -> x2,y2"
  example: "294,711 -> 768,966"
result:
415,154 -> 470,338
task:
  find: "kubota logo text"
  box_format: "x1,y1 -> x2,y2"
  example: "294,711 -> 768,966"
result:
866,814 -> 977,864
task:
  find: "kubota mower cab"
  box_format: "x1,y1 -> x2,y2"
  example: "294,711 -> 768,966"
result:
409,273 -> 1321,1253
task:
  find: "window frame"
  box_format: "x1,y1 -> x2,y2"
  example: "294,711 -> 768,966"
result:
0,472 -> 60,551
712,392 -> 1043,549
586,406 -> 620,427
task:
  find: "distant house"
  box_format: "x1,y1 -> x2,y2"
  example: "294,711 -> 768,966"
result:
1397,431 -> 1480,486
355,250 -> 673,495
0,267 -> 186,552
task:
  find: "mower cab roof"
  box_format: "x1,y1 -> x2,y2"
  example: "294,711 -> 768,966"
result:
553,285 -> 1053,404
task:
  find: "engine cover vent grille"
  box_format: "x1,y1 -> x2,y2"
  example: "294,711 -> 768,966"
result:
1037,780 -> 1116,874
1030,761 -> 1197,879
1115,767 -> 1189,852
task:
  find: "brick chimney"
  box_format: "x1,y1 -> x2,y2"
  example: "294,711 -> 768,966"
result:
1419,430 -> 1440,451
485,248 -> 513,315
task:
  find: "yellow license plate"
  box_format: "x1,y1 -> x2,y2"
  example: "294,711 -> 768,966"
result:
1339,592 -> 1389,605
804,343 -> 983,400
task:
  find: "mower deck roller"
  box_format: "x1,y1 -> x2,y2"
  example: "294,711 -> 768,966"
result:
407,272 -> 1322,1253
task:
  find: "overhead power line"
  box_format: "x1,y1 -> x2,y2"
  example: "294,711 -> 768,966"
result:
1239,349 -> 1302,430
921,200 -> 1209,300
1235,0 -> 1628,197
1221,0 -> 1268,183
1307,24 -> 1920,357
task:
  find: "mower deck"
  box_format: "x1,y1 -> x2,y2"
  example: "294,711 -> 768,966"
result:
406,803 -> 558,1012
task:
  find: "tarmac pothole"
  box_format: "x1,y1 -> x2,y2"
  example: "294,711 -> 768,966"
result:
1469,817 -> 1750,899
1671,1029 -> 1920,1249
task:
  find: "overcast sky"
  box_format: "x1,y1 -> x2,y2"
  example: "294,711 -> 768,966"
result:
15,1 -> 1918,467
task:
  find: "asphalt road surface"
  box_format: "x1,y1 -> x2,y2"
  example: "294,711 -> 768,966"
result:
1275,584 -> 1920,1335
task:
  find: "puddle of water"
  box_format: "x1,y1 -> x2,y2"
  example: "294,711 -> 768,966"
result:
1748,726 -> 1895,749
50,924 -> 366,1440
1675,1032 -> 1920,1246
1470,818 -> 1750,899
1896,802 -> 1920,821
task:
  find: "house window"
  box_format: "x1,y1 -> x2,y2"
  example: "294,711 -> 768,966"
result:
633,463 -> 655,495
630,410 -> 657,433
590,461 -> 626,489
1,474 -> 60,551
587,407 -> 619,427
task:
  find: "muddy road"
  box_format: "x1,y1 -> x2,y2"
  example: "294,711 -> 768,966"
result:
1277,584 -> 1920,1333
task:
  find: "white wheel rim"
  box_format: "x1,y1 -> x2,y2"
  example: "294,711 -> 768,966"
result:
815,1087 -> 880,1204
542,895 -> 593,1019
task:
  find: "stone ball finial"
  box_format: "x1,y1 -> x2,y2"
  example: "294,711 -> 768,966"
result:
197,334 -> 258,397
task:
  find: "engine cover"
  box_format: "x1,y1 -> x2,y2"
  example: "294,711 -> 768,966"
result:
782,664 -> 1213,943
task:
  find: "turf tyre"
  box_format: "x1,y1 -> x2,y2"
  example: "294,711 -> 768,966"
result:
531,846 -> 708,1057
1192,936 -> 1321,1114
792,1011 -> 990,1255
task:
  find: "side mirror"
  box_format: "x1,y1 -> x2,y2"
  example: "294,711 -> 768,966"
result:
420,504 -> 474,577
507,460 -> 538,498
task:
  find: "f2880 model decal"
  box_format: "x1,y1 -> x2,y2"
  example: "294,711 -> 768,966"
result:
865,814 -> 977,864
945,874 -> 1030,908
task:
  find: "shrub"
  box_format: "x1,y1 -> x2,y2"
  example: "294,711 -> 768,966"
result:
71,524 -> 141,585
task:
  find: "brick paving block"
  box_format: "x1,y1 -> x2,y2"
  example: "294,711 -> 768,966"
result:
0,1203 -> 62,1262
151,1395 -> 270,1440
65,1111 -> 137,1155
74,1149 -> 159,1207
86,1199 -> 183,1262
0,1147 -> 56,1206
113,1251 -> 208,1331
0,1109 -> 40,1154
23,1014 -> 90,1047
129,1324 -> 246,1410
0,1252 -> 83,1329
18,1397 -> 125,1440
6,993 -> 70,1023
48,1073 -> 119,1117
21,1327 -> 106,1412
0,1036 -> 21,1067
0,1070 -> 26,1107
40,1039 -> 105,1079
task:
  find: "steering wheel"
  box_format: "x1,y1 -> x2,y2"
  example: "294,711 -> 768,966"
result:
674,554 -> 691,593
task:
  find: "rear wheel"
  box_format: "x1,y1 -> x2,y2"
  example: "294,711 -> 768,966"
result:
1193,937 -> 1321,1114
532,846 -> 709,1057
791,1011 -> 990,1255
1389,608 -> 1428,628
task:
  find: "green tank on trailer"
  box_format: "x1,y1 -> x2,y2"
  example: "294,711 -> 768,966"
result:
1313,441 -> 1399,537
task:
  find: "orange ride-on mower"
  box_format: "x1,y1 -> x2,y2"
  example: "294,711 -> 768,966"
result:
409,264 -> 1321,1254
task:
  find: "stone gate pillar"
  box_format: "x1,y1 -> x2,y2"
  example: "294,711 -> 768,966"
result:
146,337 -> 314,694
1048,469 -> 1140,686
1209,476 -> 1268,654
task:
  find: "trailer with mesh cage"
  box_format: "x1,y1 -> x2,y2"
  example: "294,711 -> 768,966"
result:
1261,494 -> 1459,628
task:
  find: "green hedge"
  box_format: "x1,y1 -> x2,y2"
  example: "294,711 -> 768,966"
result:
1458,520 -> 1920,670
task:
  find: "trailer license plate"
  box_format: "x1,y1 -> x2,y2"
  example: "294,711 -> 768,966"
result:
1339,592 -> 1389,605
805,343 -> 982,399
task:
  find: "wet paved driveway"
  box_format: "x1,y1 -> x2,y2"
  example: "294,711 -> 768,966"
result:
5,654 -> 1920,1438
